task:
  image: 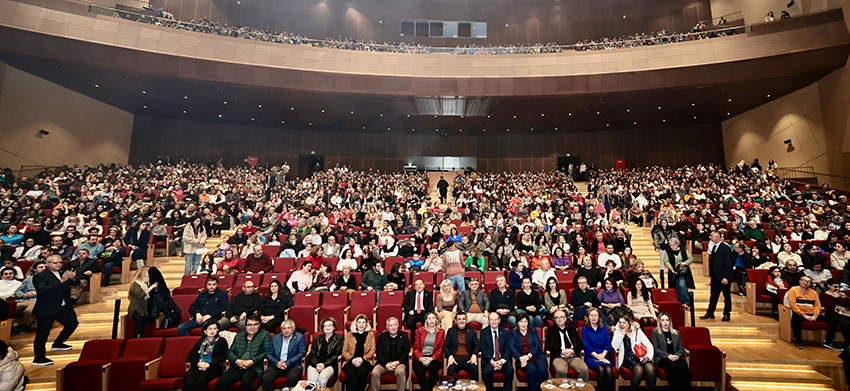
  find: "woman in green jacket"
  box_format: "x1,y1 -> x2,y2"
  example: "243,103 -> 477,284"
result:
128,266 -> 158,338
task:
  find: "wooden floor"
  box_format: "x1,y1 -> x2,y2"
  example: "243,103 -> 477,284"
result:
19,179 -> 846,390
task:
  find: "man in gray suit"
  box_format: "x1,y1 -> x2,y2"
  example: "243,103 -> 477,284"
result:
458,278 -> 489,324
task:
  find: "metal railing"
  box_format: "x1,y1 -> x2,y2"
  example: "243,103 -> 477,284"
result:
774,166 -> 850,191
12,165 -> 60,180
91,3 -> 747,55
697,11 -> 744,27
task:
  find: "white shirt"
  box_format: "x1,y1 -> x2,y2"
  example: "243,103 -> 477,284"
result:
597,253 -> 622,269
531,268 -> 556,287
0,279 -> 21,300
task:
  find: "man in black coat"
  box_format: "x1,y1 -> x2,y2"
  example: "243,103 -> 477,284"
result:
544,310 -> 588,380
32,255 -> 78,365
64,249 -> 102,304
444,312 -> 480,380
480,312 -> 512,391
701,231 -> 734,321
436,176 -> 449,204
402,279 -> 433,331
371,317 -> 411,391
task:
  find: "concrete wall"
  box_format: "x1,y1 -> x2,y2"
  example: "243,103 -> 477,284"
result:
721,1 -> 850,176
0,62 -> 134,169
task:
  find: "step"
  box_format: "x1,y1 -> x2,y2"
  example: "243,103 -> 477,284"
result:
25,382 -> 57,391
731,381 -> 836,391
727,364 -> 834,385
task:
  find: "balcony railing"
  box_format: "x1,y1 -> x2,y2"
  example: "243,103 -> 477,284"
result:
88,3 -> 748,55
774,166 -> 850,191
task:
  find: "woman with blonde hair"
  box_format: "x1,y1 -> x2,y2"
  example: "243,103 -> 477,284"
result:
435,279 -> 458,330
649,312 -> 691,391
412,311 -> 444,391
612,314 -> 655,391
127,266 -> 158,338
342,314 -> 375,391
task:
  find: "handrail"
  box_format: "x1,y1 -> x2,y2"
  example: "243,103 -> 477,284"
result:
13,165 -> 60,180
697,11 -> 744,27
91,3 -> 746,55
774,166 -> 850,191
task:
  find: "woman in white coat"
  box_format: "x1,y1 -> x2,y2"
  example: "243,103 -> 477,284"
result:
611,315 -> 656,391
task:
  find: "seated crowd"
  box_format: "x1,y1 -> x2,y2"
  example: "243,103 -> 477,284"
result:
106,5 -> 740,55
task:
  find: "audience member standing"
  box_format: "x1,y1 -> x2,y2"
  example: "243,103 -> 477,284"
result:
31,255 -> 78,366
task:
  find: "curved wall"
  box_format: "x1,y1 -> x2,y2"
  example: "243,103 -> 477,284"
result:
147,0 -> 710,46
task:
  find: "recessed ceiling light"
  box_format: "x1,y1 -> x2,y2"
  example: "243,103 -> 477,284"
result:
291,108 -> 294,110
634,122 -> 637,124
224,101 -> 227,104
728,99 -> 732,102
184,96 -> 188,99
693,116 -> 697,119
487,115 -> 491,118
507,129 -> 510,132
513,116 -> 516,118
380,114 -> 383,117
388,127 -> 391,130
183,110 -> 186,113
142,91 -> 146,94
483,129 -> 486,132
596,112 -> 600,114
606,124 -> 609,127
258,105 -> 262,108
351,111 -> 354,114
568,113 -> 571,116
658,106 -> 661,109
767,94 -> 771,97
626,109 -> 630,112
363,126 -> 366,129
282,121 -> 285,124
218,114 -> 222,117
663,119 -> 666,122
94,84 -> 99,88
541,114 -> 544,116
322,110 -> 325,113
143,105 -> 147,109
727,112 -> 731,115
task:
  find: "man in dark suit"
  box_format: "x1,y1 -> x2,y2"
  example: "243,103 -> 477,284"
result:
444,312 -> 480,380
402,279 -> 432,331
261,319 -> 306,391
31,255 -> 78,365
480,312 -> 513,391
701,231 -> 734,321
437,176 -> 450,204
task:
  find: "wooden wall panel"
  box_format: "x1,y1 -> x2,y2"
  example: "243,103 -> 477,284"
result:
130,116 -> 724,173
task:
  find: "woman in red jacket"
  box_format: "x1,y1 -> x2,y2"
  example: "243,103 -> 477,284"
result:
413,311 -> 444,391
764,266 -> 788,317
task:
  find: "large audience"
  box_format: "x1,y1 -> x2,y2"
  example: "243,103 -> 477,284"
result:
111,6 -> 743,55
3,156 -> 850,388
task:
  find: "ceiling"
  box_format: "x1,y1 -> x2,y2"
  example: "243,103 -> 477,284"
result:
0,51 -> 831,135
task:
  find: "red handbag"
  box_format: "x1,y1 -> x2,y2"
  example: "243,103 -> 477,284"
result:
634,344 -> 647,358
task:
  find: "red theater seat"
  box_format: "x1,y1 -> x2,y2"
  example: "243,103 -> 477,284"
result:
60,339 -> 125,391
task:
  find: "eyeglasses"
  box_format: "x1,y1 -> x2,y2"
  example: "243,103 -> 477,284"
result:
246,323 -> 260,327
554,316 -> 566,320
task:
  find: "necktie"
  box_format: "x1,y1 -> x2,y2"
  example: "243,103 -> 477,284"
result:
494,330 -> 501,361
416,292 -> 422,313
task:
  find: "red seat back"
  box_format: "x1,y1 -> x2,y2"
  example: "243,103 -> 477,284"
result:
212,274 -> 235,289
288,306 -> 316,332
121,338 -> 164,361
650,288 -> 679,304
158,337 -> 200,378
294,292 -> 321,307
173,295 -> 197,323
263,245 -> 280,259
375,305 -> 402,332
409,272 -> 434,290
179,274 -> 207,289
80,339 -> 124,362
322,291 -> 349,308
746,269 -> 770,295
348,291 -> 377,321
274,258 -> 296,273
385,257 -> 404,271
679,326 -> 712,348
378,291 -> 404,306
235,274 -> 263,287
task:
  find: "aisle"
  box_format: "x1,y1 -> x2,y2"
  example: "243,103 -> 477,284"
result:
426,171 -> 459,208
20,241 -> 215,391
626,226 -> 843,391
